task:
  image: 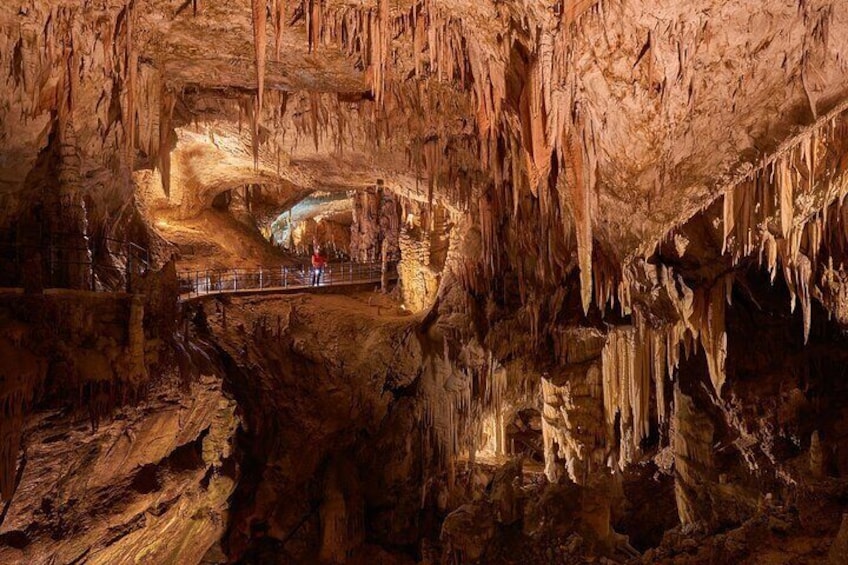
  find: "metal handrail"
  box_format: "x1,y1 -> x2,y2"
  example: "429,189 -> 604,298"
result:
177,261 -> 397,298
0,237 -> 150,292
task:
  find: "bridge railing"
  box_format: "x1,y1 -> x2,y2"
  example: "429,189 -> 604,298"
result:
178,261 -> 396,298
0,236 -> 150,292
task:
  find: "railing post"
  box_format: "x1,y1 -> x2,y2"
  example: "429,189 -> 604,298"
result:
234,269 -> 238,291
284,266 -> 288,288
260,267 -> 264,289
195,271 -> 199,296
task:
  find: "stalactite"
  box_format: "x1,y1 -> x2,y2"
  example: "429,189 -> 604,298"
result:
371,0 -> 390,108
272,0 -> 288,59
112,1 -> 139,167
563,113 -> 595,315
14,0 -> 828,394
601,326 -> 652,469
251,0 -> 267,168
797,254 -> 813,344
700,107 -> 848,344
158,83 -> 175,197
309,92 -> 320,151
306,0 -> 322,53
651,329 -> 667,425
136,66 -> 159,160
0,344 -> 46,503
0,391 -> 26,502
593,253 -> 621,314
520,58 -> 551,198
55,17 -> 71,147
595,262 -> 720,470
666,321 -> 686,381
763,231 -> 778,282
561,0 -> 603,28
722,186 -> 735,255
777,157 -> 794,238
692,279 -> 728,394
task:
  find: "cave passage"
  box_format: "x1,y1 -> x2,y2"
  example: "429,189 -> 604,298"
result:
3,1 -> 848,564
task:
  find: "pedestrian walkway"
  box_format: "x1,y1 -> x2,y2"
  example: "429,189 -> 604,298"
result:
178,261 -> 396,300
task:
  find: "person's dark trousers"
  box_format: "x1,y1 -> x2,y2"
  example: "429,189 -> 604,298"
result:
311,268 -> 322,286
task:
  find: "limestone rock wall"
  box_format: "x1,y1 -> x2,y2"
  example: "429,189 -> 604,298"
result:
4,0 -> 848,563
350,186 -> 400,264
289,215 -> 352,258
397,204 -> 451,313
0,290 -> 149,500
195,293 -> 423,562
0,374 -> 237,565
0,266 -> 237,563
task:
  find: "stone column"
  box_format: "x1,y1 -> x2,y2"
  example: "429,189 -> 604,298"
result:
50,119 -> 93,290
350,185 -> 399,268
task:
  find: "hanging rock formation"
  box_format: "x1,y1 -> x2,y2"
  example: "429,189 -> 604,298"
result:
4,0 -> 848,563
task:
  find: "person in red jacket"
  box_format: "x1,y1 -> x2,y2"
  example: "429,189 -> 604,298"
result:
311,247 -> 327,286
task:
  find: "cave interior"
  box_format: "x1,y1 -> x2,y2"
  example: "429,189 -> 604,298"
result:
2,0 -> 848,563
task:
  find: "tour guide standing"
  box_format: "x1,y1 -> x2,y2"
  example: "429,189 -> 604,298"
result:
311,248 -> 327,286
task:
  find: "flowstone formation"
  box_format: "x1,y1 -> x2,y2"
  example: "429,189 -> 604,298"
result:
4,0 -> 848,563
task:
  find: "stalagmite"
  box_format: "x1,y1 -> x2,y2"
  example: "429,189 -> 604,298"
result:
6,0 -> 848,561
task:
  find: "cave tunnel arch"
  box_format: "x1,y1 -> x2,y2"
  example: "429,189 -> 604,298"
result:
505,407 -> 545,465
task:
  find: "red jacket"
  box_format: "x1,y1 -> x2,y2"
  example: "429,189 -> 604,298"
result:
311,253 -> 326,268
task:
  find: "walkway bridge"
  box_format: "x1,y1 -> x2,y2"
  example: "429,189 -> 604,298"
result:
178,262 -> 397,301
0,234 -> 394,302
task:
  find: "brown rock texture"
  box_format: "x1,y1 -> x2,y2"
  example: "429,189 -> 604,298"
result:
5,0 -> 848,563
0,374 -> 238,565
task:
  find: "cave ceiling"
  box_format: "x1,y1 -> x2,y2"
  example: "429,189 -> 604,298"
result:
2,0 -> 848,269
